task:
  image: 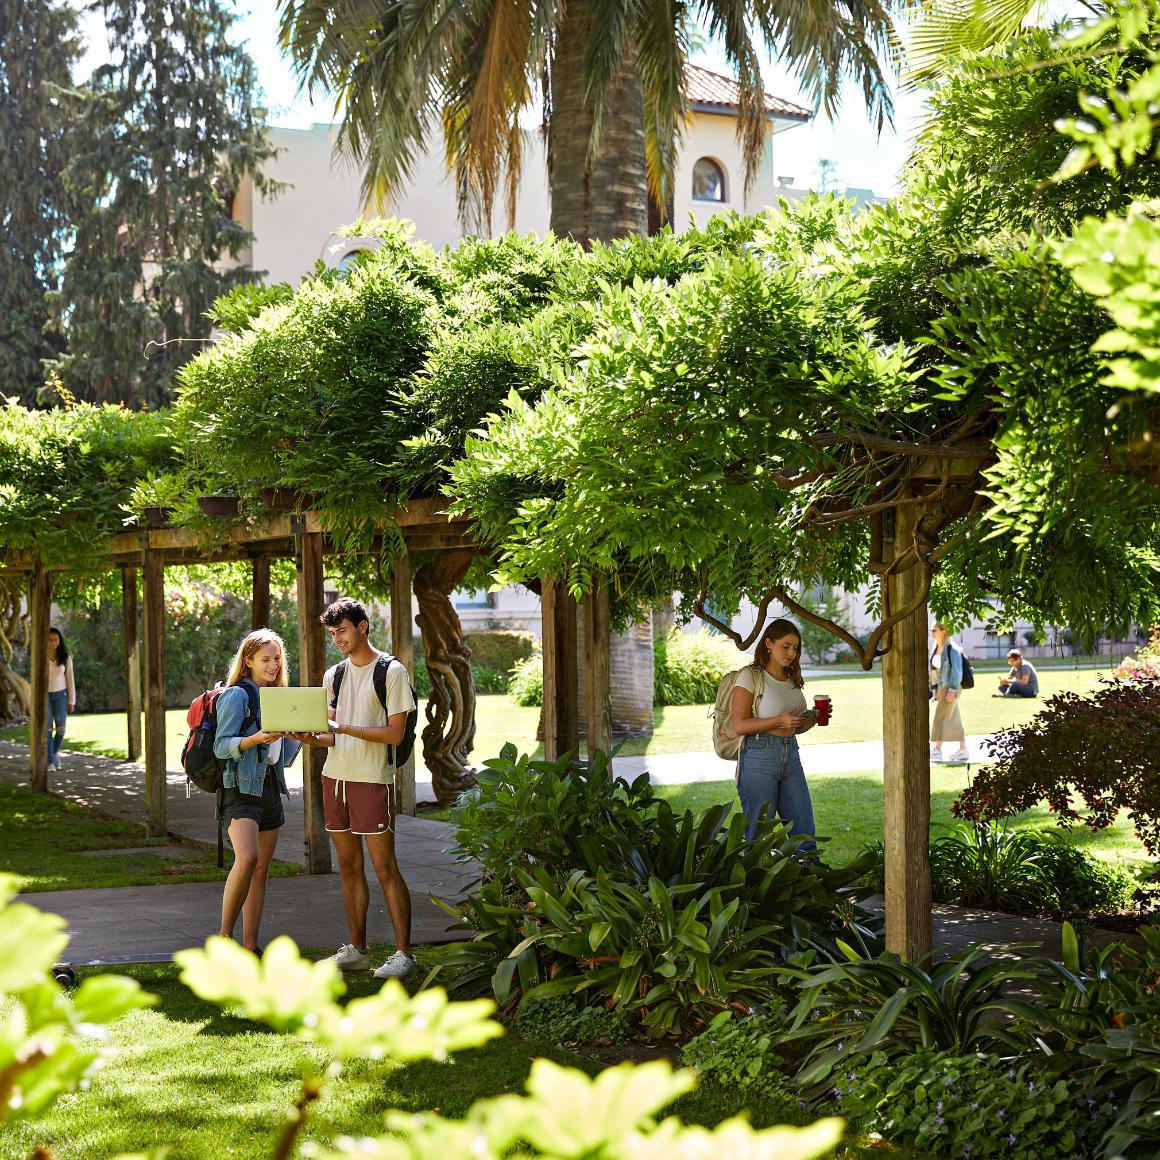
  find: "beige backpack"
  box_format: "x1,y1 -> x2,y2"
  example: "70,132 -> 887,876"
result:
710,664 -> 765,760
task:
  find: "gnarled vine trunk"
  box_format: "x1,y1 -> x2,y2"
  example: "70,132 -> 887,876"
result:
413,549 -> 478,804
0,577 -> 30,723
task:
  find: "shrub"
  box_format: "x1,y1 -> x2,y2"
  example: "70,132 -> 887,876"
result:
508,650 -> 543,706
1031,838 -> 1138,916
429,746 -> 872,1038
776,944 -> 1037,1096
508,995 -> 631,1047
681,1007 -> 793,1095
928,822 -> 1053,914
464,629 -> 535,674
654,629 -> 742,706
955,674 -> 1160,853
835,1048 -> 1112,1160
507,629 -> 744,708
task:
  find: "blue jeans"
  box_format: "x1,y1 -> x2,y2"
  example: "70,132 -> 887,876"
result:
47,690 -> 68,764
737,734 -> 816,850
1000,683 -> 1036,698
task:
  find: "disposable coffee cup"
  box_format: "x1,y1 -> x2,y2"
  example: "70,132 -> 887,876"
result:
814,695 -> 831,726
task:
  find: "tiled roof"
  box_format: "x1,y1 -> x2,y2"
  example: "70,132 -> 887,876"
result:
685,63 -> 811,122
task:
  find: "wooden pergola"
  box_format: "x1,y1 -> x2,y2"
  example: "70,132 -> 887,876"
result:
15,498 -> 614,875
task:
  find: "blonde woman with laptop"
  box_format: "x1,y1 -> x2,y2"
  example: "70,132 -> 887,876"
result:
213,628 -> 300,954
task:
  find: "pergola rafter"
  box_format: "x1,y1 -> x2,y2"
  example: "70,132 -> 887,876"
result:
9,498 -> 614,871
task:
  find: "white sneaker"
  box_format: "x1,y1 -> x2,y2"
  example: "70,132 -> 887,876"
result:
373,950 -> 418,979
930,748 -> 944,763
949,748 -> 971,763
326,944 -> 371,971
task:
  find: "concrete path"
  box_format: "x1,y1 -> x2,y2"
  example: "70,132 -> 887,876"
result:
0,741 -> 475,965
2,737 -> 1108,969
609,734 -> 996,786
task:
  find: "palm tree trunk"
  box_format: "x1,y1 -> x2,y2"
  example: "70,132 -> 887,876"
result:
548,0 -> 648,244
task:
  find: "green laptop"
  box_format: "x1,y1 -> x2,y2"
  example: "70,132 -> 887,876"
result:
258,686 -> 330,733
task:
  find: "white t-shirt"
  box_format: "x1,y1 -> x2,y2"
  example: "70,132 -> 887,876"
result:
734,666 -> 807,720
323,652 -> 416,785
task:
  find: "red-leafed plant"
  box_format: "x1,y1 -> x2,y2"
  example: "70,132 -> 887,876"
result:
954,671 -> 1160,854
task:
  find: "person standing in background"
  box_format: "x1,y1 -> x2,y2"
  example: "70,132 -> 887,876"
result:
46,627 -> 75,771
929,623 -> 969,764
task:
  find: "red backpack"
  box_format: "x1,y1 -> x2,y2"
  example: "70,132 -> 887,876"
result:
180,681 -> 259,794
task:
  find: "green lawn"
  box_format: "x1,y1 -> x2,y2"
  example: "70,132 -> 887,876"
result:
0,960 -> 831,1160
0,663 -> 1115,767
652,767 -> 1153,877
0,784 -> 298,892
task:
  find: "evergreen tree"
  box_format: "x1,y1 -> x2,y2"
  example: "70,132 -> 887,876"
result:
52,0 -> 277,405
0,0 -> 80,403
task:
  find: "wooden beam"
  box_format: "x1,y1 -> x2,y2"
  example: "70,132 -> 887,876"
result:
881,498 -> 932,961
293,517 -> 332,874
583,580 -> 613,759
28,563 -> 51,792
121,566 -> 142,762
142,538 -> 167,838
542,578 -> 580,761
251,555 -> 271,630
389,553 -> 416,815
400,532 -> 479,552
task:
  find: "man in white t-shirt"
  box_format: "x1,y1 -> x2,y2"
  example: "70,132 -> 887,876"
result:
294,597 -> 418,979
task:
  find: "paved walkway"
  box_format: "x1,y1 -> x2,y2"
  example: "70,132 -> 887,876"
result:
0,741 -> 474,965
2,737 -> 1110,970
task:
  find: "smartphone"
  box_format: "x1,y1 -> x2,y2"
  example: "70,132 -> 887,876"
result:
794,708 -> 820,720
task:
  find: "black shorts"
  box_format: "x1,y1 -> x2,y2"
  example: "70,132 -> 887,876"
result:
220,769 -> 285,831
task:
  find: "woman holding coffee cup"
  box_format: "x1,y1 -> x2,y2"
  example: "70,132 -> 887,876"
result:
730,618 -> 830,848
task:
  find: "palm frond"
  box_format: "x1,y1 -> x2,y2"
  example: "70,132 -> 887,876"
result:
904,0 -> 1050,82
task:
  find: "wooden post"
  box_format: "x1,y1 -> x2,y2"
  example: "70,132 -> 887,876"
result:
542,578 -> 580,761
583,580 -> 613,759
121,565 -> 142,762
293,517 -> 331,874
251,555 -> 271,630
141,537 -> 167,838
390,552 -> 416,815
881,499 -> 932,961
28,562 -> 51,792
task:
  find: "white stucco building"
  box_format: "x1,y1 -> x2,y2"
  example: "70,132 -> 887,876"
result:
232,65 -> 811,283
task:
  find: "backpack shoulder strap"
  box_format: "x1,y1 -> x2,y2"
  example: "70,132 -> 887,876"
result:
371,653 -> 393,713
751,664 -> 765,709
237,678 -> 260,725
329,659 -> 349,710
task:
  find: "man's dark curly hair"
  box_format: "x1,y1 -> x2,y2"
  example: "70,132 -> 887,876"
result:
319,597 -> 370,631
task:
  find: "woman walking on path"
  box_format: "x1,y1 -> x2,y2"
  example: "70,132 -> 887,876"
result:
213,629 -> 300,954
730,618 -> 820,847
46,627 -> 75,771
930,623 -> 969,764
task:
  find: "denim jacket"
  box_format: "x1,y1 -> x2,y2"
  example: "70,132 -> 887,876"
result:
212,681 -> 300,797
935,642 -> 964,694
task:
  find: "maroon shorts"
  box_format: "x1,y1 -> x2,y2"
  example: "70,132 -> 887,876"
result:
322,777 -> 396,835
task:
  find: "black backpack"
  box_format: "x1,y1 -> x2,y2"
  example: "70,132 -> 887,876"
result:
330,654 -> 419,768
960,651 -> 975,690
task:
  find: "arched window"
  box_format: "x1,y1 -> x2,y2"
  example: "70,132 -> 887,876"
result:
692,157 -> 727,203
335,248 -> 368,273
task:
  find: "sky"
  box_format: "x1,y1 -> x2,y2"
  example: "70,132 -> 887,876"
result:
81,0 -> 930,197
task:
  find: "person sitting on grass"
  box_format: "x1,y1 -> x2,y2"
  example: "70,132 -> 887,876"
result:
996,649 -> 1039,698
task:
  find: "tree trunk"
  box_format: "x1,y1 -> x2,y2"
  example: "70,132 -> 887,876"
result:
610,617 -> 655,736
881,499 -> 933,961
28,563 -> 50,792
414,550 -> 479,804
0,577 -> 30,722
548,0 -> 648,244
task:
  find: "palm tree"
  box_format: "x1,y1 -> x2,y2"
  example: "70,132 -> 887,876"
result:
278,0 -> 898,245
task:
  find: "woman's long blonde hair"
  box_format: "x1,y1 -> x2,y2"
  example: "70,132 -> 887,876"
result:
226,629 -> 289,688
754,618 -> 805,689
